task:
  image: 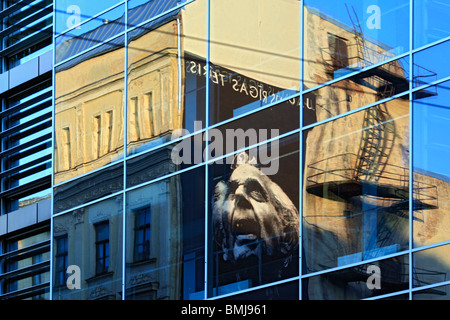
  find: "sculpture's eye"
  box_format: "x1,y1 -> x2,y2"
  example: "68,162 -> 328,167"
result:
228,180 -> 239,198
246,180 -> 267,202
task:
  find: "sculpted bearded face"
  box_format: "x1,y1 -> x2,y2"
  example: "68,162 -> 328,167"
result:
212,153 -> 299,264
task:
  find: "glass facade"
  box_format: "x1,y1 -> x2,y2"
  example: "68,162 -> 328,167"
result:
49,0 -> 450,301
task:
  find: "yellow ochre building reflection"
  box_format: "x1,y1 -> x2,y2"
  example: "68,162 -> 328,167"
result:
50,0 -> 450,300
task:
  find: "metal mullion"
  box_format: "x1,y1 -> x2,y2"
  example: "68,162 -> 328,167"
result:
409,0 -> 414,300
122,0 -> 128,300
299,0 -> 304,300
204,0 -> 210,301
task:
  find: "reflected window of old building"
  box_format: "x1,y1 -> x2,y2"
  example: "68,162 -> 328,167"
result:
95,221 -> 110,275
93,115 -> 102,159
134,206 -> 151,262
328,33 -> 349,71
125,166 -> 205,300
106,110 -> 114,153
61,127 -> 71,170
54,235 -> 68,287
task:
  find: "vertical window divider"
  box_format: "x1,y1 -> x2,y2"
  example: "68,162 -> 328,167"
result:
408,0 -> 414,301
204,0 -> 211,300
49,0 -> 56,298
122,0 -> 128,301
299,0 -> 304,301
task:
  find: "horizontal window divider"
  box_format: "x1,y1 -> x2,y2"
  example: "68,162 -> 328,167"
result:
55,0 -> 126,36
6,160 -> 51,182
411,279 -> 450,293
5,119 -> 51,143
410,240 -> 450,254
1,113 -> 51,139
207,276 -> 300,300
301,249 -> 410,280
411,74 -> 450,94
0,281 -> 49,300
0,4 -> 52,39
0,240 -> 50,260
205,128 -> 300,165
412,35 -> 450,56
126,0 -> 196,33
301,90 -> 409,131
54,30 -> 125,67
8,140 -> 51,163
52,190 -> 124,218
0,0 -> 36,19
1,93 -> 52,118
301,51 -> 411,96
0,175 -> 50,199
0,24 -> 52,58
125,161 -> 205,194
363,289 -> 410,300
8,100 -> 52,123
0,132 -> 51,159
52,156 -> 124,189
208,93 -> 301,131
0,260 -> 50,281
1,154 -> 51,179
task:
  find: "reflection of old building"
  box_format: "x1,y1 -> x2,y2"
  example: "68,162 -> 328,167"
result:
45,0 -> 450,301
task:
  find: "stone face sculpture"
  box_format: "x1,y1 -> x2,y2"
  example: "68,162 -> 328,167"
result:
212,152 -> 299,283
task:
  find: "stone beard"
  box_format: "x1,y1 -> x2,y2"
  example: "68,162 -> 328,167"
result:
212,153 -> 299,284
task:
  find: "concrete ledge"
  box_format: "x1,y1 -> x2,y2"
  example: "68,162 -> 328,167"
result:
0,198 -> 51,236
8,204 -> 38,233
9,58 -> 39,88
38,198 -> 52,223
0,215 -> 7,236
0,72 -> 8,94
39,49 -> 53,75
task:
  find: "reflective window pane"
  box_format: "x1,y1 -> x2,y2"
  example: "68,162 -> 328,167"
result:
210,0 -> 300,125
413,285 -> 450,300
55,0 -> 124,34
208,100 -> 299,164
414,0 -> 450,49
52,195 -> 123,300
125,167 -> 205,300
54,38 -> 125,185
413,40 -> 450,88
209,134 -> 299,297
303,255 -> 409,300
126,131 -> 204,188
304,57 -> 410,126
304,0 -> 409,89
413,245 -> 450,288
55,5 -> 125,64
127,0 -> 207,155
222,281 -> 299,300
54,163 -> 123,214
413,81 -> 450,248
127,0 -> 181,29
303,98 -> 409,273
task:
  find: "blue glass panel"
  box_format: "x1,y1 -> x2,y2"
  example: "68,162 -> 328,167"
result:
414,0 -> 450,49
413,80 -> 450,248
304,0 -> 410,88
55,0 -> 124,34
